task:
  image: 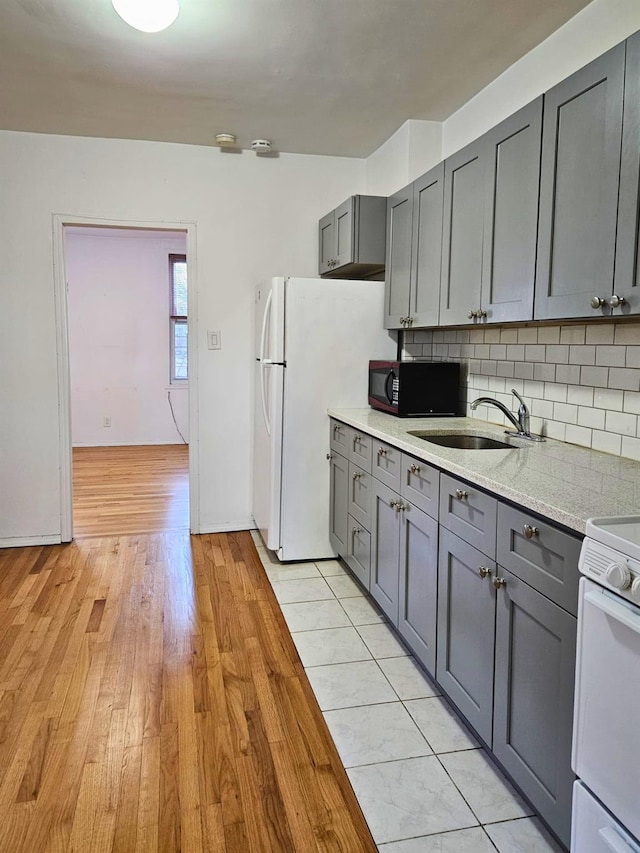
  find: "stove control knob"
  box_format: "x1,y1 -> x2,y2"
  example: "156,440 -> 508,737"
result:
605,562 -> 631,590
631,576 -> 640,604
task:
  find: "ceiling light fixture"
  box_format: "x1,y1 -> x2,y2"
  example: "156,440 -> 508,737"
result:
111,0 -> 180,33
215,133 -> 238,148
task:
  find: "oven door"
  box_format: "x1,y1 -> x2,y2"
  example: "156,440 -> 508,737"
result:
573,577 -> 640,842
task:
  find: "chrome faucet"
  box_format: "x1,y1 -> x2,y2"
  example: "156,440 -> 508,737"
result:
470,389 -> 544,442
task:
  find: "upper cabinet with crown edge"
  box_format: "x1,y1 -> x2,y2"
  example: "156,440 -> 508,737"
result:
319,195 -> 387,279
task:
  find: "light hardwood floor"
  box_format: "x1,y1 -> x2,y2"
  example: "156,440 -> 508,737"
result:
0,449 -> 376,851
73,445 -> 189,537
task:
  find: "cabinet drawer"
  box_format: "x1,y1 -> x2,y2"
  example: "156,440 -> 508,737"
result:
497,504 -> 581,616
372,439 -> 402,491
330,419 -> 350,456
439,474 -> 497,558
401,453 -> 439,520
347,516 -> 371,590
349,430 -> 373,473
348,462 -> 372,530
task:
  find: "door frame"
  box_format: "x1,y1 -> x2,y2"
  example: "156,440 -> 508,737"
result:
52,214 -> 200,540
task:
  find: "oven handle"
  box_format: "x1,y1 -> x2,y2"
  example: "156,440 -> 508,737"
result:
585,588 -> 640,635
599,826 -> 640,853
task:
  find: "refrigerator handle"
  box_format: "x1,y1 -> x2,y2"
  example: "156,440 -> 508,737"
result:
259,289 -> 273,362
261,363 -> 271,436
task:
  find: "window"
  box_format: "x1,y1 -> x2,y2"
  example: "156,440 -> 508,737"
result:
170,254 -> 188,382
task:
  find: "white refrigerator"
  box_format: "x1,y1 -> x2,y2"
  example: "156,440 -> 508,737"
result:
253,276 -> 396,562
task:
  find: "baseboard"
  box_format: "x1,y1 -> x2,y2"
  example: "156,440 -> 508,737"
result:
72,440 -> 188,447
197,518 -> 256,534
0,534 -> 62,549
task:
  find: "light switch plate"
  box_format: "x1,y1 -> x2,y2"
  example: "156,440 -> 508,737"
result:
208,330 -> 221,350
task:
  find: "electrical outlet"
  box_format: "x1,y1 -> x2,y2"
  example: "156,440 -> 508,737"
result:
103,416 -> 112,428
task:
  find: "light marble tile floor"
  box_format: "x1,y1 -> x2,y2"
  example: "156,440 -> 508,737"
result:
253,539 -> 564,853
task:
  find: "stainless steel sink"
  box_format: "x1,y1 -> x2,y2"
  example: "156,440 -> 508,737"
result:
408,432 -> 516,450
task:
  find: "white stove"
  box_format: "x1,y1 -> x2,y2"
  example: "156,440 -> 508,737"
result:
572,516 -> 640,853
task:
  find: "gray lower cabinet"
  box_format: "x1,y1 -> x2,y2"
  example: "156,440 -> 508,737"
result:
328,450 -> 349,556
436,528 -> 497,744
319,195 -> 386,279
535,44 -> 626,320
493,568 -> 577,848
370,478 -> 401,623
347,517 -> 371,589
397,503 -> 438,676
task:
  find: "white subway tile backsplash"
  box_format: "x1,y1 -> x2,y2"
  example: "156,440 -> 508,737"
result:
605,410 -> 637,436
412,318 -> 640,460
569,345 -> 596,365
594,388 -> 624,411
560,325 -> 586,344
608,367 -> 640,392
567,385 -> 594,406
537,326 -> 560,344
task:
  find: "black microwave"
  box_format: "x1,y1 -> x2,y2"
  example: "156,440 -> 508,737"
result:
368,360 -> 461,417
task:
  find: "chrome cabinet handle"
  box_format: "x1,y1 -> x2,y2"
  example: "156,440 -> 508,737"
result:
455,489 -> 468,501
333,424 -> 339,435
352,471 -> 362,480
610,294 -> 626,308
352,526 -> 362,536
326,453 -> 333,460
477,309 -> 487,319
479,566 -> 492,579
395,502 -> 406,513
409,463 -> 421,475
378,447 -> 387,457
353,433 -> 361,445
468,310 -> 477,319
390,499 -> 397,508
523,524 -> 539,539
493,577 -> 507,589
591,296 -> 606,309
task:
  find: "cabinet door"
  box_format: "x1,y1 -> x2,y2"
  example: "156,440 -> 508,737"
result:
347,516 -> 371,590
398,503 -> 438,676
535,45 -> 625,320
384,184 -> 413,329
319,210 -> 335,275
439,473 -> 497,558
330,419 -> 350,456
370,478 -> 401,624
349,430 -> 373,473
481,98 -> 542,324
400,454 -> 439,520
348,463 -> 371,530
437,528 -> 496,744
334,197 -> 355,268
493,569 -> 576,849
615,31 -> 640,316
440,138 -> 486,326
329,452 -> 349,558
410,163 -> 444,327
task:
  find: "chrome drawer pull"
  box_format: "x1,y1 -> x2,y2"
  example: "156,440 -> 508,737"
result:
455,489 -> 468,501
493,577 -> 507,589
523,524 -> 539,539
409,464 -> 421,475
390,500 -> 397,508
352,471 -> 362,480
326,453 -> 333,460
378,447 -> 387,457
352,527 -> 362,536
479,566 -> 492,579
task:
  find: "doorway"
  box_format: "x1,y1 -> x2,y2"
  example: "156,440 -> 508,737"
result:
53,217 -> 199,540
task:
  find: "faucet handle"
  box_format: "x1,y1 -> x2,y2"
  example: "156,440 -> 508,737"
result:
511,389 -> 530,435
511,388 -> 527,409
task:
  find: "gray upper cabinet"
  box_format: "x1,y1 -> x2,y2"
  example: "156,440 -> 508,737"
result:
410,163 -> 445,327
481,98 -> 542,324
440,138 -> 486,326
384,184 -> 414,329
534,44 -> 626,320
493,568 -> 576,848
615,31 -> 640,316
384,164 -> 445,330
319,195 -> 386,279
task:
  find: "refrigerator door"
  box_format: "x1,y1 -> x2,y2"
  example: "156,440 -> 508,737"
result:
253,278 -> 287,550
252,356 -> 284,550
278,277 -> 396,561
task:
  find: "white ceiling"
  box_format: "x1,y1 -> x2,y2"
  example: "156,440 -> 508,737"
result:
0,0 -> 593,157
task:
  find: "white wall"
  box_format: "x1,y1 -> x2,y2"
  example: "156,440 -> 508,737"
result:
365,120 -> 442,196
65,228 -> 189,446
443,0 -> 640,157
0,131 -> 364,543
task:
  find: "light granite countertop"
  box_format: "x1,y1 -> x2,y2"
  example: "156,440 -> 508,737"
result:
328,408 -> 640,535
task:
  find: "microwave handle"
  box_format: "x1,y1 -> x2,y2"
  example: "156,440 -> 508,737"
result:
385,369 -> 395,404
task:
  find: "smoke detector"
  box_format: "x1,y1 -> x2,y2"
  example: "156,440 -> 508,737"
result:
251,139 -> 272,154
215,133 -> 237,148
